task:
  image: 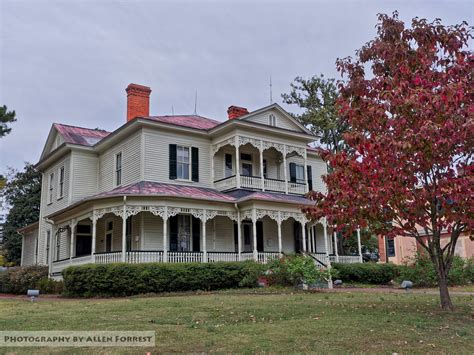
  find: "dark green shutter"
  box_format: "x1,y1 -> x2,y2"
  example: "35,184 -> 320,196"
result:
256,221 -> 264,252
169,144 -> 177,180
307,165 -> 313,191
191,147 -> 199,182
169,215 -> 178,251
289,162 -> 296,183
192,216 -> 200,252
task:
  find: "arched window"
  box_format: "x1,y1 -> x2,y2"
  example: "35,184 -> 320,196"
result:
269,114 -> 276,126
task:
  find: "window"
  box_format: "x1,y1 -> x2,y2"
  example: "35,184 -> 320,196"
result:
105,221 -> 113,252
57,166 -> 64,199
48,173 -> 54,204
269,114 -> 276,126
241,153 -> 253,177
295,165 -> 305,183
177,146 -> 190,180
225,154 -> 233,177
45,231 -> 50,262
263,159 -> 267,178
387,238 -> 396,257
56,231 -> 60,261
115,153 -> 122,186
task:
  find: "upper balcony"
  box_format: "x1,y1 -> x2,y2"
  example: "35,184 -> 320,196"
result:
211,134 -> 310,195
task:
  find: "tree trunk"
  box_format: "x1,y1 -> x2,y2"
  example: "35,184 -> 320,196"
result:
437,270 -> 454,311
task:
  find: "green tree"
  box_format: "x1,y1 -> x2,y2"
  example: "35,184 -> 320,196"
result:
282,75 -> 347,154
1,163 -> 41,264
0,105 -> 17,137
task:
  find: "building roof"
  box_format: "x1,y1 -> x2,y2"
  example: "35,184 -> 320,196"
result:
54,123 -> 111,146
92,181 -> 312,205
94,181 -> 236,202
145,115 -> 222,130
227,189 -> 314,205
17,221 -> 39,234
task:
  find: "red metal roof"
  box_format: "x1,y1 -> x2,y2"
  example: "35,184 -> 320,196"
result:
145,115 -> 222,130
95,181 -> 236,202
54,123 -> 110,146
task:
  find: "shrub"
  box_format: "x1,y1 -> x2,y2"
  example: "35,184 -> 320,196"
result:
35,278 -> 64,294
396,254 -> 473,287
332,262 -> 397,284
62,261 -> 262,297
266,255 -> 331,286
0,266 -> 49,294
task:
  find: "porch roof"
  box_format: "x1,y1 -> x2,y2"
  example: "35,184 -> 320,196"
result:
227,189 -> 314,205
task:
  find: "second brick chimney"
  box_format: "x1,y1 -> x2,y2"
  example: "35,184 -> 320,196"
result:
126,83 -> 152,121
227,106 -> 249,119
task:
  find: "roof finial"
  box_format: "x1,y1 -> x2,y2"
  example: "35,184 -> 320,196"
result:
269,76 -> 273,104
194,90 -> 198,115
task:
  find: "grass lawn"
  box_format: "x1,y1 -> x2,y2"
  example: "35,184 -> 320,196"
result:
0,289 -> 472,354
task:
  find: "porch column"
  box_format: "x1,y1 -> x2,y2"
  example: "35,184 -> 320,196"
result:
277,212 -> 282,255
323,218 -> 333,289
122,204 -> 127,262
252,209 -> 258,261
210,150 -> 215,187
313,226 -> 317,253
357,228 -> 363,262
259,140 -> 265,191
69,219 -> 76,262
303,150 -> 309,193
301,220 -> 307,252
202,218 -> 207,263
308,225 -> 312,253
235,136 -> 241,188
163,206 -> 168,262
91,215 -> 97,263
237,211 -> 242,261
333,231 -> 339,262
283,145 -> 288,194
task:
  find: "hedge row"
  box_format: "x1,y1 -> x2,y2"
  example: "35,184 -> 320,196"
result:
332,262 -> 397,284
62,261 -> 263,297
332,256 -> 474,286
0,265 -> 63,294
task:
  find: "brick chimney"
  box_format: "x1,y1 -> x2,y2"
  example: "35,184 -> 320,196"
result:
227,105 -> 249,119
126,83 -> 152,121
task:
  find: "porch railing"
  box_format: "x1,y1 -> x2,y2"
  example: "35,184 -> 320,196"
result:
288,181 -> 306,194
52,254 -> 93,273
214,175 -> 237,191
329,255 -> 361,264
127,250 -> 164,263
168,251 -> 203,263
95,251 -> 122,264
207,252 -> 240,262
257,252 -> 280,264
213,175 -> 307,195
240,175 -> 262,190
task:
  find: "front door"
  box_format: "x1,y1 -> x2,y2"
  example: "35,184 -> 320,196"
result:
243,223 -> 252,252
294,222 -> 303,253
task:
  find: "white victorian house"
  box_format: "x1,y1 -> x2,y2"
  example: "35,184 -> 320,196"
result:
19,83 -> 362,277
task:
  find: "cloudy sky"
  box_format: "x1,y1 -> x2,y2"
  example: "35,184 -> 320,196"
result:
0,0 -> 471,172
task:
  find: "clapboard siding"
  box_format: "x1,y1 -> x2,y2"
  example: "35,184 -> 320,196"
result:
243,109 -> 302,132
307,155 -> 327,193
21,231 -> 37,266
143,129 -> 212,187
98,131 -> 142,192
71,151 -> 99,202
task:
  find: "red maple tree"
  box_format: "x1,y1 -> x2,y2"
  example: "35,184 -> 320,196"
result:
304,12 -> 473,311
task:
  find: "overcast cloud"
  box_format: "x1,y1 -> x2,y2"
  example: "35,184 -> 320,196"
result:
0,0 -> 472,172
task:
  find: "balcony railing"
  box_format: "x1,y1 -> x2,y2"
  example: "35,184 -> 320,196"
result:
214,175 -> 306,195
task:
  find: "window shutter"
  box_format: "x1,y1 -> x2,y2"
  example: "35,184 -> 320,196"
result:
307,165 -> 313,191
192,216 -> 200,252
169,144 -> 177,180
191,147 -> 199,182
169,215 -> 178,251
289,162 -> 296,183
256,221 -> 264,252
